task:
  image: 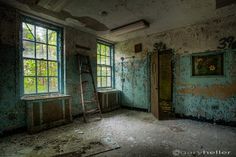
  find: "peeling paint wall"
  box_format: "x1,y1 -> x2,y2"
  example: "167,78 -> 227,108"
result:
115,14 -> 236,122
115,57 -> 150,110
174,50 -> 236,122
0,4 -> 23,133
0,4 -> 97,132
65,27 -> 97,116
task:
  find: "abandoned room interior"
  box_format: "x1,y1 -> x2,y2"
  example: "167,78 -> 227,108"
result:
0,0 -> 236,156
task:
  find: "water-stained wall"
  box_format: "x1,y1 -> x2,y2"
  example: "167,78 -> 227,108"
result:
115,14 -> 236,123
174,50 -> 236,122
0,4 -> 22,133
115,56 -> 150,110
65,27 -> 97,115
0,4 -> 97,133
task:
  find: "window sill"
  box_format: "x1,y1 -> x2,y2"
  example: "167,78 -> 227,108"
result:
97,88 -> 120,93
21,93 -> 71,101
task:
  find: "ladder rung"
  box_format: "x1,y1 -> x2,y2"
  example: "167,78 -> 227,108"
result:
85,108 -> 100,114
81,70 -> 90,73
78,54 -> 102,122
82,90 -> 96,93
82,64 -> 89,66
84,100 -> 96,103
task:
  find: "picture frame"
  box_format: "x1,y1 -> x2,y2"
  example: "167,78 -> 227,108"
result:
134,43 -> 142,53
192,53 -> 224,76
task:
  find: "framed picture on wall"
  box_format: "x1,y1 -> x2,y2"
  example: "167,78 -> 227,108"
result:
134,43 -> 142,53
192,53 -> 224,76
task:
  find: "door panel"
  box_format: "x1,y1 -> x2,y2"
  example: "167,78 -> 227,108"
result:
151,53 -> 159,119
158,51 -> 173,120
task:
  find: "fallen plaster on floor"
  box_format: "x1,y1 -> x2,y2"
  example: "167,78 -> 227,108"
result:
0,109 -> 236,157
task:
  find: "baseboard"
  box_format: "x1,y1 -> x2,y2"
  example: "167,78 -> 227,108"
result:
0,126 -> 27,137
121,105 -> 148,112
175,113 -> 236,127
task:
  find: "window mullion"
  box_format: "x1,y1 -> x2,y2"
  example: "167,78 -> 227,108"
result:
100,48 -> 102,86
57,31 -> 60,93
99,43 -> 102,79
34,25 -> 38,94
105,66 -> 107,87
99,54 -> 102,77
110,46 -> 112,88
104,46 -> 107,65
46,29 -> 49,93
98,43 -> 101,76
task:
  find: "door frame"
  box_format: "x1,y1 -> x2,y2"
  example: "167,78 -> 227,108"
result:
158,49 -> 173,106
151,49 -> 173,120
151,52 -> 159,119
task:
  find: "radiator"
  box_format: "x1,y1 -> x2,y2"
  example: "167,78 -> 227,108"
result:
22,95 -> 72,133
98,89 -> 120,113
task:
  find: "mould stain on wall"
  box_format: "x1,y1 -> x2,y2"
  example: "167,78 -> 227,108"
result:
115,57 -> 150,110
0,4 -> 98,132
177,82 -> 236,100
65,27 -> 97,115
115,14 -> 236,122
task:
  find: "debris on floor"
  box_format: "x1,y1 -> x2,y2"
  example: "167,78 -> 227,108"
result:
169,125 -> 184,132
0,109 -> 236,157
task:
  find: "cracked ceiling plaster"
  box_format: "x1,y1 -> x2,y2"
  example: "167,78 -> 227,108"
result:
1,0 -> 236,42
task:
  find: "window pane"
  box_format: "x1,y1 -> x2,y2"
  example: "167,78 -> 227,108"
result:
97,66 -> 101,76
101,67 -> 106,76
107,67 -> 111,76
36,43 -> 47,59
49,61 -> 58,76
49,77 -> 58,92
23,41 -> 35,58
101,77 -> 107,87
97,42 -> 113,88
97,77 -> 101,87
106,46 -> 110,56
24,59 -> 35,76
48,46 -> 57,60
24,77 -> 36,94
36,26 -> 46,43
107,77 -> 111,87
38,77 -> 48,93
101,45 -> 106,55
48,30 -> 57,45
37,60 -> 47,76
22,23 -> 35,41
97,44 -> 101,55
105,57 -> 110,65
97,55 -> 101,64
101,55 -> 106,64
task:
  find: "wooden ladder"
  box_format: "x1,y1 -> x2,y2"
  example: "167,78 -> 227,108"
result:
77,54 -> 102,122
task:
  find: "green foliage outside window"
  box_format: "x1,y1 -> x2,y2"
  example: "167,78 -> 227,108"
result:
22,22 -> 60,94
97,42 -> 113,88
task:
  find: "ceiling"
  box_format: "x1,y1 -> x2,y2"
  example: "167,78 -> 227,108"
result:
1,0 -> 236,42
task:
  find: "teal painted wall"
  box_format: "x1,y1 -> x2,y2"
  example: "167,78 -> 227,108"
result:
65,27 -> 97,115
115,57 -> 150,110
0,4 -> 97,132
173,50 -> 236,122
115,13 -> 236,123
0,6 -> 24,133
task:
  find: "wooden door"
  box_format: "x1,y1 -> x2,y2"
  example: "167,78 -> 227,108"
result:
151,53 -> 159,119
158,50 -> 173,120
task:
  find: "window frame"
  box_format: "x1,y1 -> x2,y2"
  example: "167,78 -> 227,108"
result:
20,16 -> 64,96
97,40 -> 114,88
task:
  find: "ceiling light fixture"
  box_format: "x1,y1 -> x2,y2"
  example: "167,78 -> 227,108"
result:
110,19 -> 149,36
100,11 -> 108,16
